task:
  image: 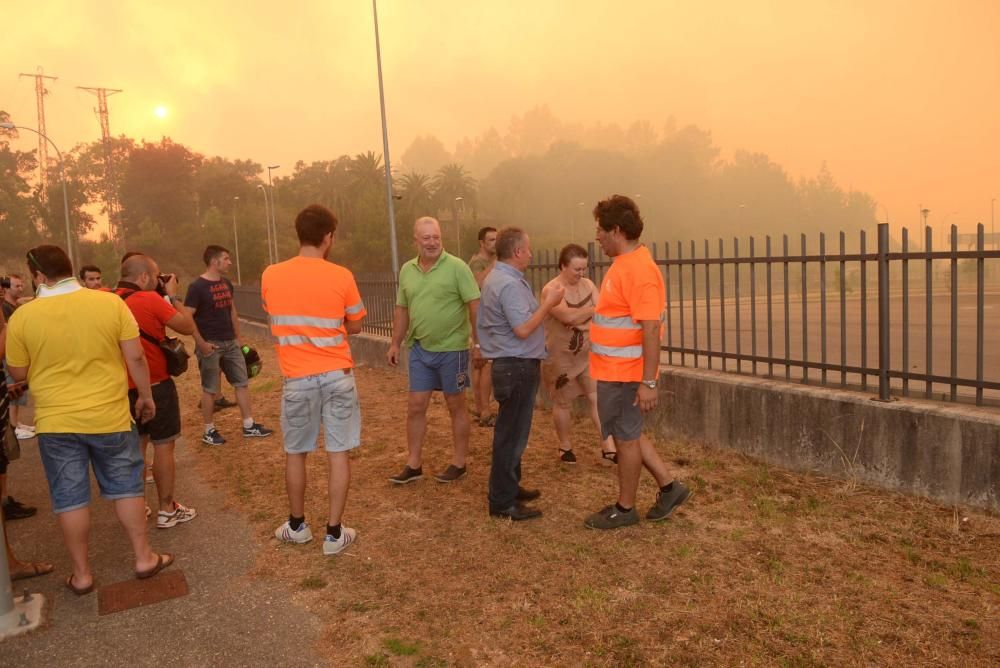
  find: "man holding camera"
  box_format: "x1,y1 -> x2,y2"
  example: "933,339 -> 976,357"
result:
185,245 -> 272,445
115,254 -> 198,529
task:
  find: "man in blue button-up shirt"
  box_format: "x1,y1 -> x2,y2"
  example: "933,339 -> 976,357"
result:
477,227 -> 563,521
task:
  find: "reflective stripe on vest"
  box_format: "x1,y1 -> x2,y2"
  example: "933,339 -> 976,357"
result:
345,301 -> 365,315
277,334 -> 345,348
591,342 -> 643,359
593,313 -> 641,330
270,314 -> 344,328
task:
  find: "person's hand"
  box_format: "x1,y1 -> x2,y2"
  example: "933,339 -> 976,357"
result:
198,341 -> 218,356
387,344 -> 400,367
161,274 -> 179,298
634,383 -> 658,414
544,283 -> 565,308
471,346 -> 485,369
134,395 -> 156,424
6,381 -> 27,401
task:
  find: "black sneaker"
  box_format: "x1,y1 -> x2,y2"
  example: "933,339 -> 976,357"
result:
2,496 -> 37,521
559,449 -> 577,464
434,465 -> 467,483
243,423 -> 274,438
646,482 -> 691,521
389,465 -> 423,485
584,504 -> 639,530
489,504 -> 542,521
214,396 -> 238,412
202,429 -> 226,446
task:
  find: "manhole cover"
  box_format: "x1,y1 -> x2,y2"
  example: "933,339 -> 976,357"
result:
97,569 -> 189,615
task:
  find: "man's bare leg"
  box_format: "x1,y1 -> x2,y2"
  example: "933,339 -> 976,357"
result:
443,392 -> 470,468
615,438 -> 643,509
405,391 -> 433,468
326,451 -> 350,526
56,507 -> 93,589
112,497 -> 160,573
286,453 -> 307,517
152,441 -> 177,512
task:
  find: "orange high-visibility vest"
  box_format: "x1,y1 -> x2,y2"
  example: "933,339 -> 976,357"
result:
589,245 -> 665,382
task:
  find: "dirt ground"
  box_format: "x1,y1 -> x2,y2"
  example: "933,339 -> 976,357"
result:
176,335 -> 1000,667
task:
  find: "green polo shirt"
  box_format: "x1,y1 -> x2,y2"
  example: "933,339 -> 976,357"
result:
397,251 -> 481,351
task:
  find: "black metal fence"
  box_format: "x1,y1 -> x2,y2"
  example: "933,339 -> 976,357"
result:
236,224 -> 1000,408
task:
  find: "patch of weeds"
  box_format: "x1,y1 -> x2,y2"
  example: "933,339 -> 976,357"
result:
300,576 -> 325,590
415,658 -> 448,668
755,495 -> 779,520
528,614 -> 547,628
689,475 -> 707,492
729,528 -> 746,542
574,586 -> 608,610
251,379 -> 279,393
363,654 -> 390,667
848,571 -> 873,587
251,510 -> 270,522
673,544 -> 694,559
963,618 -> 980,630
595,634 -> 646,666
700,458 -> 721,471
902,546 -> 921,565
383,637 -> 420,656
923,573 -> 948,590
951,558 -> 984,582
572,543 -> 595,557
349,601 -> 373,613
778,654 -> 824,668
766,558 -> 785,581
804,496 -> 824,513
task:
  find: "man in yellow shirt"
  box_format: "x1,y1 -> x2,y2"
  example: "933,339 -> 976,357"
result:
6,245 -> 174,594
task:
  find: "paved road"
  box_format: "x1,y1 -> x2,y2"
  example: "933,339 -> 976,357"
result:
3,421 -> 326,667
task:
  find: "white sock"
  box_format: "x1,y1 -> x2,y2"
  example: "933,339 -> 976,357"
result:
204,423 -> 215,434
243,417 -> 255,429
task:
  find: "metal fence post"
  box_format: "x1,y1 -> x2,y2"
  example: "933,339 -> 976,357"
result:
877,222 -> 891,401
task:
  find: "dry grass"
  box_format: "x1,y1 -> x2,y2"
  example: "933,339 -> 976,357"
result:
176,337 -> 1000,667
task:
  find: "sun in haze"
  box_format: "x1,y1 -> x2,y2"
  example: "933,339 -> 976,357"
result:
154,105 -> 169,119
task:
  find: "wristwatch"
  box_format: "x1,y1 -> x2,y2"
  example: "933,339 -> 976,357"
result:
641,379 -> 657,389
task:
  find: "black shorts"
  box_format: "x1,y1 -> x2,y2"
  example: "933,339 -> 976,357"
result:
128,378 -> 182,445
596,381 -> 644,442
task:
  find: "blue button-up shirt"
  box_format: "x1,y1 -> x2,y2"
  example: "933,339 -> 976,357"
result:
477,261 -> 547,360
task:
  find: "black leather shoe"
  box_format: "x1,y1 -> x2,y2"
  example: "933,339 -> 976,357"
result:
490,504 -> 542,521
516,487 -> 541,502
2,497 -> 37,521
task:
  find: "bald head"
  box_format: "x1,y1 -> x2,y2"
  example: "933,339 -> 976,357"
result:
121,254 -> 158,287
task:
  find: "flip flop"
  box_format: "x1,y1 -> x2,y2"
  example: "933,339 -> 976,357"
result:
66,574 -> 94,596
10,561 -> 55,581
478,414 -> 496,427
601,450 -> 618,465
136,552 -> 175,580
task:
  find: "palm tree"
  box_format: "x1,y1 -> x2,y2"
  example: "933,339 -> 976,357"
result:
396,171 -> 434,218
432,163 -> 477,254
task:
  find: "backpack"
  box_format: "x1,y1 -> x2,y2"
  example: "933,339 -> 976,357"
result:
119,290 -> 190,377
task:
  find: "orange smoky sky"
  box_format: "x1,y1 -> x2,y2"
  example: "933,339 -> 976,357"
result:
3,0 -> 999,237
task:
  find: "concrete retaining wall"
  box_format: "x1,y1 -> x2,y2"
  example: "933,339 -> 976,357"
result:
341,331 -> 1000,512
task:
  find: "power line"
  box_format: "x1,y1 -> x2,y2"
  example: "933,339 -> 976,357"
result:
78,85 -> 124,247
18,67 -> 58,200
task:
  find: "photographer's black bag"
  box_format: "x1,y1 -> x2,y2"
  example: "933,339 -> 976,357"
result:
119,291 -> 190,377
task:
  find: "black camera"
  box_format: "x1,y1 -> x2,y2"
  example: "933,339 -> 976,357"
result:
0,277 -> 10,289
155,273 -> 176,297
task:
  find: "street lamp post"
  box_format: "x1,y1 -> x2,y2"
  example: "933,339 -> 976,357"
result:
372,0 -> 400,275
992,197 -> 996,251
454,196 -> 464,254
232,196 -> 242,284
257,184 -> 274,265
574,201 -> 585,243
267,165 -> 280,262
1,122 -> 74,268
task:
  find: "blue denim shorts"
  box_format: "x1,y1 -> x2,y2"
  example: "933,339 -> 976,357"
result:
408,341 -> 469,394
37,427 -> 144,514
281,369 -> 361,454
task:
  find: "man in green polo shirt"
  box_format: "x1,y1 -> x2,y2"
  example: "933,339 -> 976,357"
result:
387,216 -> 482,485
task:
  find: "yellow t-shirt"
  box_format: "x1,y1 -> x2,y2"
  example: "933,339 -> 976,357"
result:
6,281 -> 139,433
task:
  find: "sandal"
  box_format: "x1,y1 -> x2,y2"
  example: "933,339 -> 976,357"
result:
136,552 -> 175,580
559,448 -> 577,464
66,574 -> 94,596
478,414 -> 496,428
10,561 -> 55,581
601,450 -> 618,465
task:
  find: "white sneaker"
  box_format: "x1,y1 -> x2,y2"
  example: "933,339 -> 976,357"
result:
157,501 -> 198,529
275,520 -> 313,544
322,526 -> 357,555
14,426 -> 35,440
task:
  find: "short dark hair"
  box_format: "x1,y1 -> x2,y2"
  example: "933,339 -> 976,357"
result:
28,245 -> 74,280
478,226 -> 497,242
558,243 -> 588,268
203,245 -> 230,266
295,204 -> 338,247
121,251 -> 144,264
593,195 -> 644,241
78,264 -> 101,280
495,227 -> 526,261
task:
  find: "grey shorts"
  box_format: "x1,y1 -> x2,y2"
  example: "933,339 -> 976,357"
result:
597,381 -> 644,442
281,369 -> 361,454
197,339 -> 249,394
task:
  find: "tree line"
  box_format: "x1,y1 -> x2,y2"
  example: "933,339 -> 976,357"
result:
1,106 -> 878,283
